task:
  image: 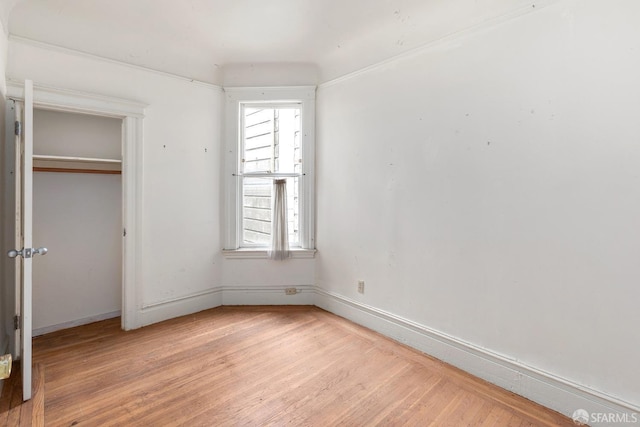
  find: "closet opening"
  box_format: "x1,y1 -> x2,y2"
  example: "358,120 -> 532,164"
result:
32,109 -> 123,336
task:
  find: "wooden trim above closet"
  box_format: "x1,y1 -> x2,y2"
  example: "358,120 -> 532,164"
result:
33,155 -> 122,175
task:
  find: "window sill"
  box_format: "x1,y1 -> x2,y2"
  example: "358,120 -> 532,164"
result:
222,248 -> 317,260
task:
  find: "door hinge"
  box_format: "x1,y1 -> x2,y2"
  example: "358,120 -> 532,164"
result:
123,228 -> 127,237
14,315 -> 20,330
14,120 -> 21,136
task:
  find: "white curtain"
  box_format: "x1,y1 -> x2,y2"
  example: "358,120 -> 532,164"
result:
269,179 -> 290,260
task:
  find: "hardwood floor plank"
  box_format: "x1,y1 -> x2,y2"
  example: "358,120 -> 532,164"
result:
0,362 -> 18,425
31,363 -> 45,427
438,392 -> 489,426
260,348 -> 406,426
18,398 -> 33,427
6,365 -> 24,427
363,372 -> 442,425
30,306 -> 574,426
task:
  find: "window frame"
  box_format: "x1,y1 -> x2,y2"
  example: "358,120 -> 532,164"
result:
223,86 -> 316,256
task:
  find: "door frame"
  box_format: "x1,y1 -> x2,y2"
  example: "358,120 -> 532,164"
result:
7,80 -> 146,331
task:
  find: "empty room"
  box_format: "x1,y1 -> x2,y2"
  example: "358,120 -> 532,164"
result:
1,0 -> 639,426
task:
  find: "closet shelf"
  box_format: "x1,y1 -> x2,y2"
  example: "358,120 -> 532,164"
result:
33,155 -> 122,175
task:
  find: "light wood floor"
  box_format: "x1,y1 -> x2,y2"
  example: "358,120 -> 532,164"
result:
0,362 -> 44,426
26,306 -> 572,426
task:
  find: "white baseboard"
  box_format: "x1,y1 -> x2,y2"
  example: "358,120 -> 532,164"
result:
139,288 -> 223,327
221,285 -> 315,306
33,311 -> 121,337
137,285 -> 314,327
86,285 -> 314,330
313,287 -> 640,425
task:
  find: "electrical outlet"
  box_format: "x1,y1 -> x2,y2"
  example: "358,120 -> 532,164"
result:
285,287 -> 298,295
357,280 -> 365,294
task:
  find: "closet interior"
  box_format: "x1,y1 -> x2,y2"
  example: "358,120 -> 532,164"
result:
32,108 -> 123,335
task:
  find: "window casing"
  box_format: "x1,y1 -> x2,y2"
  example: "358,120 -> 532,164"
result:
223,87 -> 315,254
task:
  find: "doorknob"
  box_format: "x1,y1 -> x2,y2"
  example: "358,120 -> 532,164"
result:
34,247 -> 48,256
7,249 -> 22,258
7,247 -> 48,258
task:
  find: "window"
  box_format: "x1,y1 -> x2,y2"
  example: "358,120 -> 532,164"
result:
223,87 -> 315,257
241,105 -> 301,246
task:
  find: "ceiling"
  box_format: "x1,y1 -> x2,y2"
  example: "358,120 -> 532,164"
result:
4,0 -> 532,85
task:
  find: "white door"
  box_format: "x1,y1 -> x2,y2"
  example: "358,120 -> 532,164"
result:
8,80 -> 47,401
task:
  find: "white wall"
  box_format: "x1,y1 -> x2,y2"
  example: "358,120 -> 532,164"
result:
32,109 -> 122,333
33,109 -> 121,159
316,0 -> 640,414
7,39 -> 226,325
33,173 -> 121,332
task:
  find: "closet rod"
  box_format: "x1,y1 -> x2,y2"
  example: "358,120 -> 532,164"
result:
34,167 -> 121,175
33,155 -> 122,174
